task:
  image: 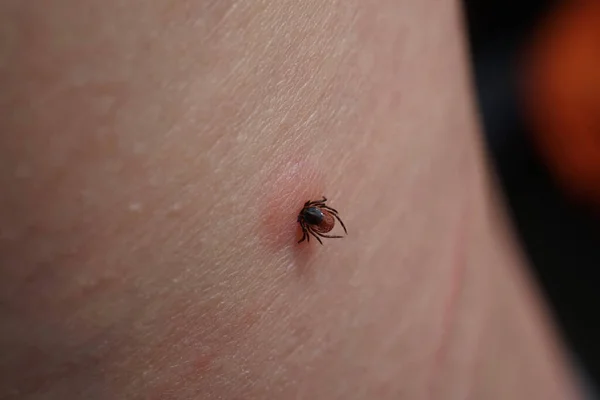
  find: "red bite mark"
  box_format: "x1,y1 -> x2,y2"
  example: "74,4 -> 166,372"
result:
258,158 -> 325,250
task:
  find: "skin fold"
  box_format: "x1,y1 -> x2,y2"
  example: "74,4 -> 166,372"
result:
0,0 -> 581,399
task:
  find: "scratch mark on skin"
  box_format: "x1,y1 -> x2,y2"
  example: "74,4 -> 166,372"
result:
427,160 -> 474,400
463,297 -> 489,400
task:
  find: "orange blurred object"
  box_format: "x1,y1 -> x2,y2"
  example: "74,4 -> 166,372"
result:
524,1 -> 600,208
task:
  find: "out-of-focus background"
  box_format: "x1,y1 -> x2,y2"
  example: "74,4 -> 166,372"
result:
463,0 -> 600,393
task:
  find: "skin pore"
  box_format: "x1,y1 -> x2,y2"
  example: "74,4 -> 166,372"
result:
0,0 -> 581,399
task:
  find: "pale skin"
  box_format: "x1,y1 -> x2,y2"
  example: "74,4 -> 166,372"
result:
0,0 -> 582,399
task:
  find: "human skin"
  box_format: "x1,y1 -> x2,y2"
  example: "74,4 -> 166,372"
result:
0,0 -> 581,399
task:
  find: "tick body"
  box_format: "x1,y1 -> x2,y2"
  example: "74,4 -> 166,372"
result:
297,196 -> 348,245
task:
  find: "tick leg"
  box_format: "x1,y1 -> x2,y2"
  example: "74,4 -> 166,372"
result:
312,227 -> 344,239
307,228 -> 324,245
307,196 -> 328,206
298,231 -> 307,243
298,223 -> 308,243
314,231 -> 344,239
331,213 -> 347,234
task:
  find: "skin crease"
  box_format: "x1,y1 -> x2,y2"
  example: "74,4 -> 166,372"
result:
0,0 -> 582,399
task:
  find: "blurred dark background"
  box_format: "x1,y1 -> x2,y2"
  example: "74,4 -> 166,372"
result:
463,0 -> 600,393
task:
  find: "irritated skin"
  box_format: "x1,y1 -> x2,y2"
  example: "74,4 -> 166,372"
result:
0,1 -> 581,399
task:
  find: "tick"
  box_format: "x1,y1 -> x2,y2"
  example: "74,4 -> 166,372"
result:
297,196 -> 348,245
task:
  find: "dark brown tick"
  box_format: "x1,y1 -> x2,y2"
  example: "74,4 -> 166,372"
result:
297,196 -> 348,245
